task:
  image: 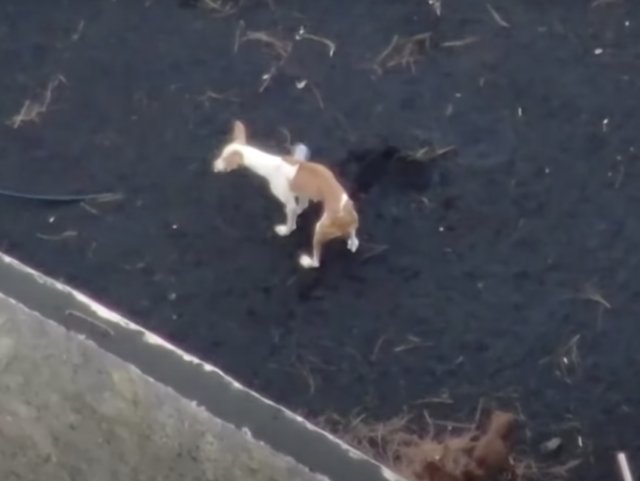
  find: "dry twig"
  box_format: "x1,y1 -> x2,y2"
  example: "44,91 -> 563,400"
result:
295,30 -> 337,57
237,28 -> 293,92
197,90 -> 240,106
8,75 -> 66,128
440,36 -> 481,48
199,0 -> 238,17
370,33 -> 432,75
487,4 -> 510,28
411,144 -> 456,162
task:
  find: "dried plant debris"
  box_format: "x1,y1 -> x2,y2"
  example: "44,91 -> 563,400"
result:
235,23 -> 292,92
8,74 -> 66,128
295,27 -> 336,57
235,22 -> 335,99
315,408 -> 581,481
440,36 -> 481,49
370,33 -> 432,75
486,4 -> 509,28
179,0 -> 248,16
239,29 -> 293,59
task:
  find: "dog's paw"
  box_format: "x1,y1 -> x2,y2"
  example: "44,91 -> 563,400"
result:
274,224 -> 292,236
299,254 -> 319,269
347,237 -> 360,253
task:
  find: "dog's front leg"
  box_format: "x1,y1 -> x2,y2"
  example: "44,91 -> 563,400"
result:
274,197 -> 299,236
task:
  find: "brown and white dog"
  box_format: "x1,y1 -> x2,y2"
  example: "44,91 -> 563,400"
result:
211,120 -> 360,268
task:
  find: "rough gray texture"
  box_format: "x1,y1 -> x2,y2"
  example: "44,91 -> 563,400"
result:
0,293 -> 327,481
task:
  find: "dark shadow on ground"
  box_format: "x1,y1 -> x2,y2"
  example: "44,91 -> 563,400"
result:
1,1 -> 639,479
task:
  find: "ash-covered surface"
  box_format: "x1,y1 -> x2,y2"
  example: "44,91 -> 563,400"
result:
0,292 -> 328,481
0,1 -> 639,480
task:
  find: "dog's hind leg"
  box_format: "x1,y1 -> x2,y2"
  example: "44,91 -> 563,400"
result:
347,230 -> 359,252
299,216 -> 339,268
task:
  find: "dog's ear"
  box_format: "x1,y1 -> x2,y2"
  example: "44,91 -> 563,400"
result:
232,120 -> 247,144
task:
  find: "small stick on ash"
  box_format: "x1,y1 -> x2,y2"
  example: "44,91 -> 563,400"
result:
308,82 -> 325,109
440,36 -> 481,48
72,20 -> 85,41
371,334 -> 388,361
259,64 -> 279,92
372,35 -> 399,74
8,74 -> 67,128
295,30 -> 337,57
238,29 -> 293,92
200,0 -> 238,17
36,231 -> 78,241
618,452 -> 635,481
576,282 -> 611,309
233,20 -> 245,53
278,127 -> 292,150
197,90 -> 240,106
412,393 -> 453,405
294,360 -> 316,395
591,0 -> 621,7
486,4 -> 510,28
360,243 -> 389,261
240,30 -> 292,58
370,33 -> 432,75
412,144 -> 456,162
429,0 -> 442,16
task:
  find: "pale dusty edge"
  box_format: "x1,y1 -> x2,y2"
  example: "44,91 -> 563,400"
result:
0,252 -> 404,481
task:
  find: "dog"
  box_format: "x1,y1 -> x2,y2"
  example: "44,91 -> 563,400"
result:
211,120 -> 360,268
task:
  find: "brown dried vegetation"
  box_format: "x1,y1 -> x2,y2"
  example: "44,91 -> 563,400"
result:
316,409 -> 580,481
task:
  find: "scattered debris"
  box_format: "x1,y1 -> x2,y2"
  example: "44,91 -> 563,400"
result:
360,243 -> 389,261
575,283 -> 611,310
198,0 -> 238,17
72,20 -> 85,41
561,282 -> 611,328
295,27 -> 337,57
486,4 -> 510,28
196,90 -> 240,106
539,334 -> 582,384
429,0 -> 442,16
440,36 -> 481,49
540,437 -> 563,455
36,231 -> 78,241
617,452 -> 635,481
240,29 -> 292,59
314,407 -> 581,481
411,145 -> 457,163
8,75 -> 67,128
590,0 -> 622,7
370,33 -> 432,75
235,24 -> 293,92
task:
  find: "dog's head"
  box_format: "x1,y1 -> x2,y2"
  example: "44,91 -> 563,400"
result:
212,120 -> 248,173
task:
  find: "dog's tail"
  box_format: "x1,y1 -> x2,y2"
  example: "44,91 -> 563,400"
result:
292,143 -> 311,162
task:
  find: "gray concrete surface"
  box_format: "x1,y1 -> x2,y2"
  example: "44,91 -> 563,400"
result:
0,292 -> 327,481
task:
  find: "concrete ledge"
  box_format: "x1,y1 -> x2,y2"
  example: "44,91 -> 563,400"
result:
0,292 -> 325,481
0,252 -> 402,481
